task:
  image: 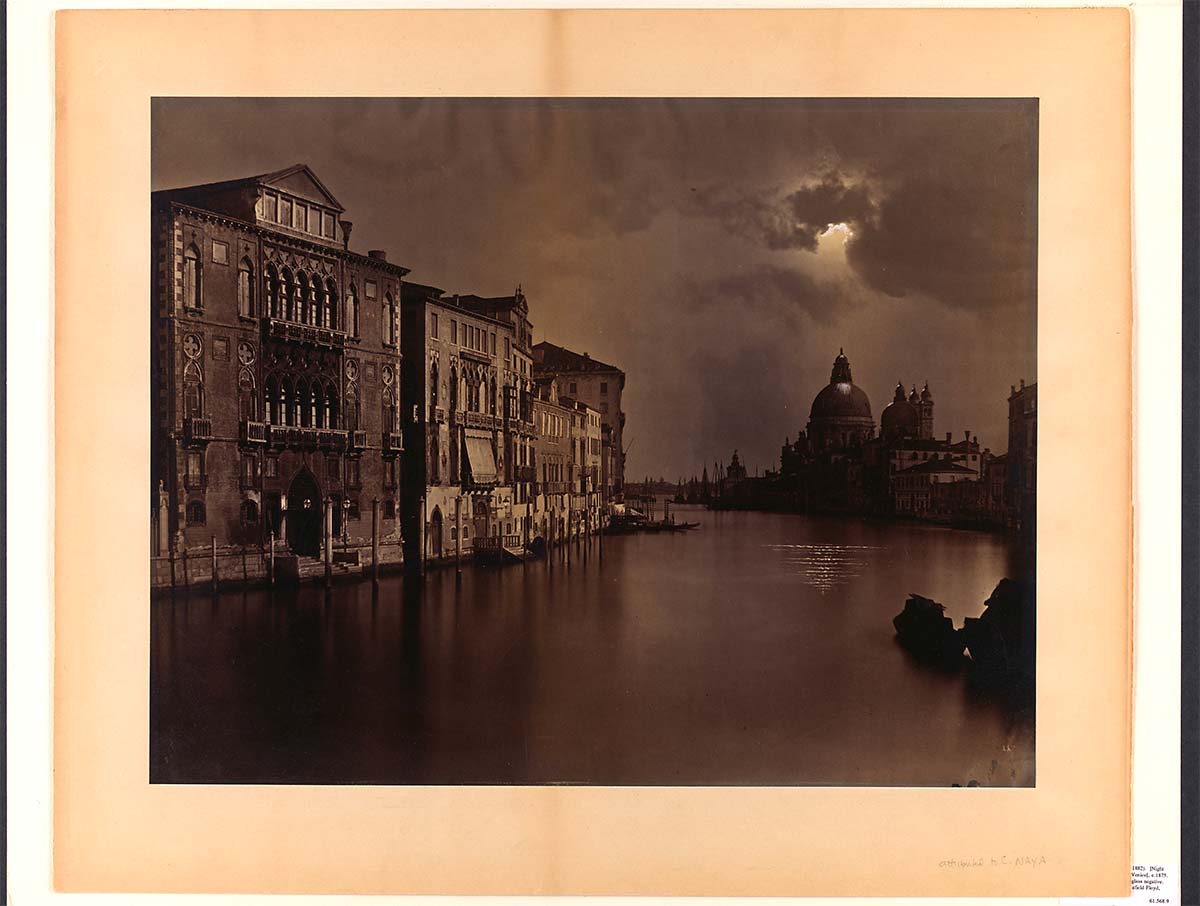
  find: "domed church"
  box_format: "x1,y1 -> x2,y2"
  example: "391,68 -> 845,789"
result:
880,381 -> 935,443
807,349 -> 876,452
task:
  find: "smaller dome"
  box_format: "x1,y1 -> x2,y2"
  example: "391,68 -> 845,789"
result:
921,382 -> 933,401
908,385 -> 920,403
881,398 -> 919,434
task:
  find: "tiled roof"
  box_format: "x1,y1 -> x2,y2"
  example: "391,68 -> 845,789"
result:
533,341 -> 622,375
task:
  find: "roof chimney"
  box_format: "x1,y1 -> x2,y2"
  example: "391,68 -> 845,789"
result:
339,219 -> 353,251
946,432 -> 952,443
368,249 -> 387,262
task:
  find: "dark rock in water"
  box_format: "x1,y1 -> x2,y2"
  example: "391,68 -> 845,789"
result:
893,594 -> 965,665
962,578 -> 1035,692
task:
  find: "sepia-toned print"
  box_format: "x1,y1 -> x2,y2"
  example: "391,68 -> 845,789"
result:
150,98 -> 1036,787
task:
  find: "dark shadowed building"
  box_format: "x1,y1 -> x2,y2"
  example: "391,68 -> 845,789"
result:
532,341 -> 626,500
150,164 -> 409,589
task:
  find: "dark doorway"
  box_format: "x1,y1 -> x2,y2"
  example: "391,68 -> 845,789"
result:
287,468 -> 322,557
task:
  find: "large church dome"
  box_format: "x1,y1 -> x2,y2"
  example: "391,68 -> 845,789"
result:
810,381 -> 873,419
806,350 -> 876,452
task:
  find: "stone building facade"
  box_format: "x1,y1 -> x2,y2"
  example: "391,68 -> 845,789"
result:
1007,380 -> 1037,539
532,342 -> 626,501
151,164 -> 408,589
399,283 -> 534,565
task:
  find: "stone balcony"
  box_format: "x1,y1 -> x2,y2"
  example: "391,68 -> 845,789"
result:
184,416 -> 213,443
265,317 -> 346,349
382,431 -> 403,453
240,419 -> 268,444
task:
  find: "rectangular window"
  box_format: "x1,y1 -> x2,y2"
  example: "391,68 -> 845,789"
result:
310,206 -> 321,233
490,333 -> 496,355
294,205 -> 307,232
348,498 -> 361,520
211,240 -> 228,265
322,212 -> 335,238
569,382 -> 577,395
347,458 -> 361,489
279,196 -> 292,225
451,320 -> 458,344
264,193 -> 277,221
265,456 -> 279,478
600,382 -> 608,394
383,499 -> 396,520
365,280 -> 377,300
504,337 -> 510,361
186,451 -> 204,488
384,457 -> 396,489
241,453 -> 259,487
327,456 -> 340,482
430,312 -> 438,339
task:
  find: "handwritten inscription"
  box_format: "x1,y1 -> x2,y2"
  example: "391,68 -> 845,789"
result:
938,855 -> 1048,869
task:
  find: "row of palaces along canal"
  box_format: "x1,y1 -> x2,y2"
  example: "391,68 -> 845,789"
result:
151,505 -> 1034,787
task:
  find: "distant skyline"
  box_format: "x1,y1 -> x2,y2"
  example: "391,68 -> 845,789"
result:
152,98 -> 1037,480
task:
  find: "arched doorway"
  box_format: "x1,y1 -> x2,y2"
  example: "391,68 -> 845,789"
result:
429,507 -> 444,559
287,468 -> 322,557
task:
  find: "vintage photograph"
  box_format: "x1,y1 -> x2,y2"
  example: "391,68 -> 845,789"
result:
150,97 -> 1037,787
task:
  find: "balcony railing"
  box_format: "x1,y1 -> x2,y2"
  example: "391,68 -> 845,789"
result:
318,429 -> 348,449
473,534 -> 523,552
241,419 -> 268,443
300,427 -> 319,447
463,411 -> 490,430
184,417 -> 212,442
265,317 -> 346,349
433,406 -> 446,424
383,431 -> 402,453
350,430 -> 368,449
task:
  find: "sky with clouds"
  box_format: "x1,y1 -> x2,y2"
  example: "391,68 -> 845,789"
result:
153,98 -> 1037,481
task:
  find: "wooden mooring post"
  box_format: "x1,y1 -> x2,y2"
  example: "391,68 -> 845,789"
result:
372,497 -> 380,583
211,537 -> 218,595
268,530 -> 275,586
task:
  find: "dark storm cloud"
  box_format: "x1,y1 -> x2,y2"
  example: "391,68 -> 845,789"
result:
693,265 -> 856,324
686,102 -> 1037,316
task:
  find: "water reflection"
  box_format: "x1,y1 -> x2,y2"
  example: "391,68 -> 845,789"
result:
151,508 -> 1034,786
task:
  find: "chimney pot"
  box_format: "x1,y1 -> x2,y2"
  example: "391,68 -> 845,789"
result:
339,219 -> 353,250
1020,379 -> 1025,389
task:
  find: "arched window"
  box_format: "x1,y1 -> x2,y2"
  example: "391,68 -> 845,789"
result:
183,244 -> 202,309
282,377 -> 296,426
383,293 -> 396,345
240,500 -> 259,523
266,263 -> 280,318
186,499 -> 206,525
345,384 -> 359,431
281,269 -> 295,321
449,367 -> 458,412
237,258 -> 254,318
346,285 -> 359,338
238,368 -> 257,420
297,272 -> 311,326
265,375 -> 280,425
183,362 -> 203,418
324,385 -> 339,429
383,390 -> 396,433
489,376 -> 497,416
325,278 -> 338,330
430,362 -> 439,408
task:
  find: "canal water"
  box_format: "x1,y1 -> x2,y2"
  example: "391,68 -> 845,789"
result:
151,507 -> 1034,786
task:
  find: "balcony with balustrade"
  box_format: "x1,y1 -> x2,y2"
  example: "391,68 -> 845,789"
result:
265,317 -> 346,350
383,431 -> 403,453
240,419 -> 268,444
184,417 -> 213,443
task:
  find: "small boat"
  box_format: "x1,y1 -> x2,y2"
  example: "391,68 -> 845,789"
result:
892,593 -> 965,664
